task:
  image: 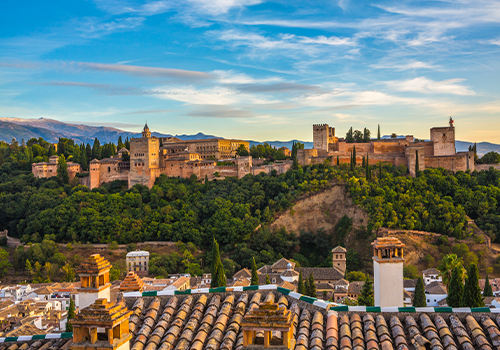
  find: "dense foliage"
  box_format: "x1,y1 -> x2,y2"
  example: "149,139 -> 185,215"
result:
412,277 -> 427,307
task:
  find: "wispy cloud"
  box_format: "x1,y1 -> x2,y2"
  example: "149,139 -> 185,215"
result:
75,17 -> 146,38
185,105 -> 256,118
385,77 -> 476,96
33,81 -> 161,95
371,60 -> 439,71
77,62 -> 214,80
122,109 -> 176,115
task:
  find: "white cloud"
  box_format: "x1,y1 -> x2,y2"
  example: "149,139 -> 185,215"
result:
186,0 -> 263,15
385,77 -> 476,96
490,39 -> 500,45
212,70 -> 282,84
75,17 -> 146,38
372,61 -> 439,71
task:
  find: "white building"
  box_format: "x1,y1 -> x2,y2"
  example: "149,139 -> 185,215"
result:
372,237 -> 405,307
126,250 -> 150,275
422,268 -> 442,285
424,281 -> 447,306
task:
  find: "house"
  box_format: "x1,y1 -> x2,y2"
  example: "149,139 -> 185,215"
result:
126,250 -> 150,275
164,276 -> 190,291
347,281 -> 365,299
424,281 -> 447,306
484,297 -> 500,308
422,268 -> 442,285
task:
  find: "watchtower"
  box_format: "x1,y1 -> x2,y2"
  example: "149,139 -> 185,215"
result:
430,118 -> 456,156
313,124 -> 335,153
77,254 -> 111,310
372,237 -> 405,307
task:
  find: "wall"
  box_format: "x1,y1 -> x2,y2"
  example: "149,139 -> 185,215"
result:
250,161 -> 292,176
405,146 -> 425,177
424,151 -> 474,172
430,127 -> 456,156
372,140 -> 408,154
337,142 -> 372,154
297,149 -> 318,166
313,124 -> 330,153
476,164 -> 500,171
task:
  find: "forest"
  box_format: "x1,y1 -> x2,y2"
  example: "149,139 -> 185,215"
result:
1,137 -> 500,280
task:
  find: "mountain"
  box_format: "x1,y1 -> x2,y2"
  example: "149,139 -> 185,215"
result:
1,117 -> 498,156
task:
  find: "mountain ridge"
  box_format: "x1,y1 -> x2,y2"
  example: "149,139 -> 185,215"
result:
1,117 -> 498,156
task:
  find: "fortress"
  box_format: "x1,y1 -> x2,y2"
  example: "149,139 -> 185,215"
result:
297,118 -> 475,175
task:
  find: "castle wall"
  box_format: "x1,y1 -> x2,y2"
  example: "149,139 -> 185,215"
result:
297,149 -> 318,166
250,161 -> 292,176
372,140 -> 408,154
337,142 -> 373,154
405,146 -> 426,177
430,127 -> 456,156
424,151 -> 474,172
476,164 -> 500,171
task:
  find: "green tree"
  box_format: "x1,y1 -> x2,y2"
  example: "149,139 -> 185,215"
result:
352,146 -> 356,168
437,254 -> 465,287
265,274 -> 271,284
346,127 -> 354,143
66,298 -> 75,332
57,155 -> 69,184
61,263 -> 75,282
250,257 -> 259,285
447,266 -> 464,307
363,128 -> 371,142
358,276 -> 374,306
403,265 -> 419,279
236,144 -> 249,156
462,263 -> 484,307
0,249 -> 11,278
346,271 -> 366,282
480,152 -> 500,164
377,124 -> 381,140
44,262 -> 53,282
483,274 -> 494,297
297,271 -> 305,294
110,266 -> 121,282
210,239 -> 226,288
415,150 -> 419,176
412,277 -> 427,307
307,273 -> 316,297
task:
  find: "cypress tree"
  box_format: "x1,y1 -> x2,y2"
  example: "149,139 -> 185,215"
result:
86,143 -> 92,161
415,150 -> 419,176
413,277 -> 427,307
366,154 -> 371,180
336,156 -> 339,166
307,274 -> 316,297
297,271 -> 305,294
210,239 -> 226,288
118,136 -> 125,150
57,155 -> 69,184
265,274 -> 271,284
353,146 -> 356,167
250,257 -> 259,285
484,274 -> 494,297
362,156 -> 366,168
92,138 -> 101,160
377,124 -> 381,140
66,298 -> 75,332
462,263 -> 484,307
447,266 -> 464,307
379,163 -> 382,179
358,276 -> 374,306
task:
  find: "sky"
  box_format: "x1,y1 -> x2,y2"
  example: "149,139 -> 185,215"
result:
1,0 -> 500,142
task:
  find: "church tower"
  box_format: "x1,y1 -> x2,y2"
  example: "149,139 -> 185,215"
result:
129,123 -> 159,188
142,123 -> 151,138
372,237 -> 405,307
331,246 -> 346,275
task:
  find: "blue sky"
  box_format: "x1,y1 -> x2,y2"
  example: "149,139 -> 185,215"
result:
1,0 -> 500,142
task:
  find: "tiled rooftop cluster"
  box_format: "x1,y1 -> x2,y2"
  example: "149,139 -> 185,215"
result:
76,254 -> 111,275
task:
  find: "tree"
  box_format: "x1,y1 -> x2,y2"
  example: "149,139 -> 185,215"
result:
403,265 -> 419,279
25,259 -> 33,278
110,267 -> 120,282
0,249 -> 11,278
415,150 -> 419,176
352,146 -> 356,168
353,130 -> 363,143
346,127 -> 354,143
236,144 -> 249,156
480,152 -> 500,164
307,273 -> 316,297
484,274 -> 494,297
210,239 -> 226,288
44,262 -> 53,282
250,257 -> 259,285
363,128 -> 371,142
447,266 -> 464,307
366,154 -> 371,180
437,254 -> 465,287
265,274 -> 271,284
358,276 -> 374,306
91,138 -> 101,160
61,263 -> 75,282
462,263 -> 484,307
377,124 -> 381,140
337,156 -> 339,166
297,271 -> 305,294
346,271 -> 366,282
66,298 -> 75,332
57,155 -> 69,184
413,277 -> 427,307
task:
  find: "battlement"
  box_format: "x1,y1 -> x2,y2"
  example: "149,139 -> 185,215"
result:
313,124 -> 329,129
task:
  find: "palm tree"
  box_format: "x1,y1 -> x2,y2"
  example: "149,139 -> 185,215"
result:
437,254 -> 466,287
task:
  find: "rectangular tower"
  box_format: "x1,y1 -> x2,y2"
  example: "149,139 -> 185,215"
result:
313,124 -> 330,153
372,237 -> 405,307
430,126 -> 456,156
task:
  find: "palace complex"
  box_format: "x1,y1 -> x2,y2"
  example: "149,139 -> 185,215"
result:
297,118 -> 475,175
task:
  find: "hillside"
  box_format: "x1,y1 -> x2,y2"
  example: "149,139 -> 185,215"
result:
0,121 -> 67,143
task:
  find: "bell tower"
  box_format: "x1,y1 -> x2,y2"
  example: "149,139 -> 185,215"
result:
372,237 -> 405,307
142,123 -> 151,138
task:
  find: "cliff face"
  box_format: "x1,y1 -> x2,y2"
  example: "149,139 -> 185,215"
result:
270,184 -> 369,235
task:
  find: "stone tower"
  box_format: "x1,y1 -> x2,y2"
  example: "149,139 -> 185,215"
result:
430,119 -> 456,156
129,123 -> 160,188
77,254 -> 111,311
372,237 -> 405,307
313,124 -> 335,154
331,246 -> 347,275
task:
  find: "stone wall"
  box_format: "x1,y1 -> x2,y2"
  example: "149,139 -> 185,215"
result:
476,164 -> 500,171
297,149 -> 318,166
250,161 -> 292,176
337,142 -> 372,154
313,124 -> 330,153
372,140 -> 408,154
405,145 -> 425,177
425,151 -> 474,172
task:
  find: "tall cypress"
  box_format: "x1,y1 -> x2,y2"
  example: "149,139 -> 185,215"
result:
484,274 -> 494,297
413,277 -> 427,307
66,298 -> 75,332
210,239 -> 226,288
307,274 -> 316,297
358,276 -> 374,306
462,263 -> 484,307
352,146 -> 356,167
250,257 -> 259,285
57,155 -> 69,184
362,156 -> 366,168
447,266 -> 464,307
366,154 -> 371,180
377,124 -> 381,140
415,150 -> 419,176
336,156 -> 340,166
297,271 -> 305,294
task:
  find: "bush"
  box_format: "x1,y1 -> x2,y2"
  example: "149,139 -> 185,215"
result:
403,265 -> 419,279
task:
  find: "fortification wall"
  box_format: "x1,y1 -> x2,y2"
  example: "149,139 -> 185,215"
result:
297,149 -> 318,166
476,164 -> 500,171
424,152 -> 473,172
337,142 -> 372,154
372,141 -> 407,154
250,162 -> 292,175
405,146 -> 425,177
